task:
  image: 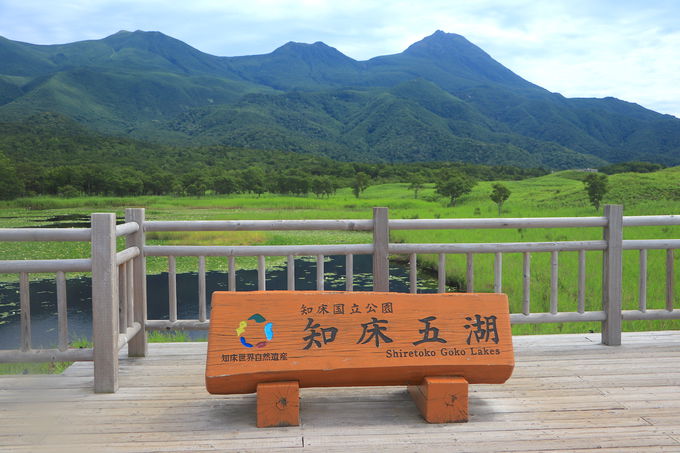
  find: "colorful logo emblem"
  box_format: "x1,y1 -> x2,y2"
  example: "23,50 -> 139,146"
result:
236,313 -> 274,348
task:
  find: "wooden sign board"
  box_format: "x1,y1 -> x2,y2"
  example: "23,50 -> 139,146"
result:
206,291 -> 514,394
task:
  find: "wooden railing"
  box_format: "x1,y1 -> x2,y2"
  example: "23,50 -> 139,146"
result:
0,205 -> 678,392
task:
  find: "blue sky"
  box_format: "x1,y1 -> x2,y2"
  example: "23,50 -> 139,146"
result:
1,0 -> 678,117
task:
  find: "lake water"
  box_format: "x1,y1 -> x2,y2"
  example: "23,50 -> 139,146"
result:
0,255 -> 441,348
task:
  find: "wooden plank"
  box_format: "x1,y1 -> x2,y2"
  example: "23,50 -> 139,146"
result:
302,427 -> 679,448
0,436 -> 304,453
119,262 -> 127,334
286,255 -> 294,290
91,213 -> 118,393
19,272 -> 30,352
126,260 -> 134,328
550,251 -> 558,314
316,255 -> 324,291
494,252 -> 502,293
578,249 -> 586,313
125,208 -> 147,357
227,256 -> 236,292
667,249 -> 675,311
198,256 -> 206,322
257,255 -> 265,291
602,204 -> 623,345
639,249 -> 647,312
438,253 -> 446,293
168,256 -> 177,322
466,252 -> 474,292
56,271 -> 68,351
345,254 -> 353,291
522,252 -> 530,314
372,207 -> 389,292
409,253 -> 417,294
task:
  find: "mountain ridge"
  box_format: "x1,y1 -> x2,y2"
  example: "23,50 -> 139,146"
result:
0,30 -> 678,168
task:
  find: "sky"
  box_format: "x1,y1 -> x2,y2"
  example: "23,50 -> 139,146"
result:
1,0 -> 679,117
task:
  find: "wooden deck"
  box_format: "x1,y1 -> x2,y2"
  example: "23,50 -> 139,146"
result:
2,331 -> 680,452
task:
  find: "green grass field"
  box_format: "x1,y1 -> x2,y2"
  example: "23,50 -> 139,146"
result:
1,167 -> 679,350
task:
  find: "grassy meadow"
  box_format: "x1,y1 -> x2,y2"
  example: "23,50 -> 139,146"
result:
1,167 -> 679,345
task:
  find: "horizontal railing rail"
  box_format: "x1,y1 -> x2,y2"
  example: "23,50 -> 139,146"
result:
116,246 -> 140,265
389,240 -> 607,254
0,347 -> 94,363
388,215 -> 680,230
145,219 -> 373,232
623,239 -> 680,249
144,244 -> 373,257
389,217 -> 608,229
0,228 -> 91,242
116,222 -> 140,237
622,215 -> 680,227
0,258 -> 92,273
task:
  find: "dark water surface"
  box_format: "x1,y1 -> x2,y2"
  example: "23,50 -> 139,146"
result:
0,255 -> 440,348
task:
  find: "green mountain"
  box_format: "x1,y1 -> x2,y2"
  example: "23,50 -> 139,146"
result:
1,30 -> 678,168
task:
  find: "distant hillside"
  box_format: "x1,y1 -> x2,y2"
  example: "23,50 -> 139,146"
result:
1,30 -> 679,168
523,167 -> 680,208
0,112 -> 548,200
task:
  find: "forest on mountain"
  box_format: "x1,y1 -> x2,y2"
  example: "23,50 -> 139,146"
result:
1,29 -> 679,174
0,113 -> 549,200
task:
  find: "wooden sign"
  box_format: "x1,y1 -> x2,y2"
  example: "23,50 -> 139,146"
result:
206,291 -> 514,395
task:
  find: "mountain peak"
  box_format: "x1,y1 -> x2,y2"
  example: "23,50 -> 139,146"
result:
94,29 -> 233,76
399,30 -> 536,88
102,29 -> 178,49
278,40 -> 330,49
404,31 -> 479,58
271,40 -> 356,64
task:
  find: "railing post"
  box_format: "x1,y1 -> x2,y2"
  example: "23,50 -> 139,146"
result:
602,204 -> 623,346
372,207 -> 389,292
91,213 -> 119,392
126,208 -> 148,357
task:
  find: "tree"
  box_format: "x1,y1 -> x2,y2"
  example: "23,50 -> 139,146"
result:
408,174 -> 425,199
311,176 -> 335,198
143,170 -> 175,196
273,171 -> 309,196
58,185 -> 79,198
435,171 -> 476,206
583,173 -> 608,210
352,172 -> 370,198
182,170 -> 210,197
0,152 -> 23,200
490,183 -> 511,216
213,173 -> 241,195
240,167 -> 266,197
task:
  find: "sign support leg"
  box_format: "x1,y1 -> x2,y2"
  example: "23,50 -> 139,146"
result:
256,381 -> 300,428
408,376 -> 469,423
